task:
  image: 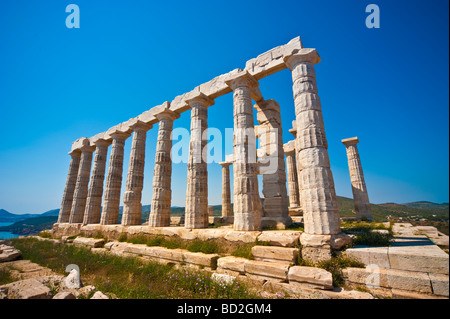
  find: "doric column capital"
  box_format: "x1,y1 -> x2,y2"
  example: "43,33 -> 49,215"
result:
80,145 -> 96,153
284,48 -> 321,70
342,137 -> 360,146
92,139 -> 112,148
283,140 -> 296,155
219,161 -> 232,168
68,149 -> 82,157
130,120 -> 152,132
186,92 -> 215,108
155,108 -> 180,122
110,132 -> 131,141
225,70 -> 259,91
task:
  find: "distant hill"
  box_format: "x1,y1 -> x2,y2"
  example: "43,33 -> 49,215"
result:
402,201 -> 449,210
0,209 -> 40,223
0,216 -> 58,235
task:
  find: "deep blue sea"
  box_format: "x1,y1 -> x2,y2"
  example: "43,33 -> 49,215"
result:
0,222 -> 19,239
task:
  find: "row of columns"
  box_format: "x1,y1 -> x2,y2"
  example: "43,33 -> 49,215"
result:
58,48 -> 371,237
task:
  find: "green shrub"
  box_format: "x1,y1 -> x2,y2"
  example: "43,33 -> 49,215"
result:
231,244 -> 254,259
0,267 -> 15,285
186,240 -> 220,254
316,254 -> 365,287
353,230 -> 391,247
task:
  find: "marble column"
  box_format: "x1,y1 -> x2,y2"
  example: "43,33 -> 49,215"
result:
342,137 -> 372,220
285,49 -> 348,261
226,72 -> 262,231
184,92 -> 214,229
69,144 -> 95,223
149,109 -> 179,227
121,122 -> 152,226
83,139 -> 111,225
219,162 -> 232,218
285,148 -> 301,210
254,99 -> 290,227
57,150 -> 81,223
100,132 -> 130,225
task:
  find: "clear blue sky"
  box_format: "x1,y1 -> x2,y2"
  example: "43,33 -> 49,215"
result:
0,0 -> 448,214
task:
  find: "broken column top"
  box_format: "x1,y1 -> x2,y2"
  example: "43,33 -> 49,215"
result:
341,137 -> 359,146
283,140 -> 296,155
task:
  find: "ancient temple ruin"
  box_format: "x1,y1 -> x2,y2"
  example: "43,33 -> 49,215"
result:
54,36 -> 367,262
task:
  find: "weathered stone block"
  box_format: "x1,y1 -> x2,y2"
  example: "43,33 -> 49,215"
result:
251,245 -> 299,264
244,260 -> 289,282
429,273 -> 449,297
217,256 -> 248,275
73,237 -> 105,248
288,266 -> 333,290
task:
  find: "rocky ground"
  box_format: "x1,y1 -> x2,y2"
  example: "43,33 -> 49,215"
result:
0,240 -> 111,299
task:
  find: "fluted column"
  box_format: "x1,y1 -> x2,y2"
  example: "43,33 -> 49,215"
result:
285,50 -> 340,236
121,122 -> 152,226
285,149 -> 300,210
342,137 -> 372,220
254,99 -> 290,226
149,109 -> 179,227
184,92 -> 214,229
225,72 -> 262,231
219,162 -> 232,217
100,132 -> 130,225
69,144 -> 95,223
83,139 -> 111,225
57,150 -> 81,223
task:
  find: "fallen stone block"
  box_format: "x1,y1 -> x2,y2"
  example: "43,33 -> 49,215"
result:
53,291 -> 76,299
225,231 -> 261,243
343,246 -> 390,269
5,278 -> 52,299
429,273 -> 449,297
288,266 -> 333,290
389,236 -> 449,275
256,231 -> 302,247
217,256 -> 248,275
182,251 -> 220,269
342,267 -> 433,294
73,237 -> 105,248
244,260 -> 289,282
251,245 -> 299,264
91,291 -> 109,299
0,245 -> 21,263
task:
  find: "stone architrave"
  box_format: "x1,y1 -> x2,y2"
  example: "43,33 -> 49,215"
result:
184,92 -> 214,229
285,49 -> 345,261
68,143 -> 95,224
225,71 -> 262,231
100,132 -> 130,225
57,150 -> 82,223
149,108 -> 180,227
83,139 -> 111,225
219,162 -> 232,217
342,137 -> 372,220
254,99 -> 290,227
121,121 -> 152,226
